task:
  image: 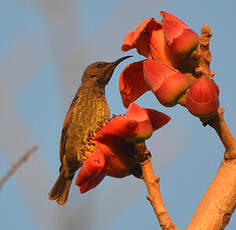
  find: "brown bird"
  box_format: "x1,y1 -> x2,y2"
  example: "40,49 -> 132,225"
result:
48,56 -> 132,205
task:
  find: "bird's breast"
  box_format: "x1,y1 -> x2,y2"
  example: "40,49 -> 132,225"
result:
63,91 -> 110,165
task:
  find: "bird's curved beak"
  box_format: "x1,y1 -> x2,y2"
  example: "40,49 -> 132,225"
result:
103,56 -> 132,85
112,55 -> 133,66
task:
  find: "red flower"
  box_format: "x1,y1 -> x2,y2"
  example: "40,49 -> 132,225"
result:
186,77 -> 219,117
160,11 -> 199,59
122,11 -> 199,65
120,60 -> 193,108
75,103 -> 170,193
143,60 -> 193,107
119,61 -> 150,108
122,17 -> 177,67
120,11 -> 199,108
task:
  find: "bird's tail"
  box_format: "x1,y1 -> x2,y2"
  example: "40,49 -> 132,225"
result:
48,170 -> 73,206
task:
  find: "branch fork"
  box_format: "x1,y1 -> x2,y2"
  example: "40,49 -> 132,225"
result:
136,24 -> 236,230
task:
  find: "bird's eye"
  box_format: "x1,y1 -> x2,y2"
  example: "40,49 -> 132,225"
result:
96,63 -> 106,68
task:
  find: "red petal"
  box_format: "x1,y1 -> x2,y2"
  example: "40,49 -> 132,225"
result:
160,11 -> 188,28
155,73 -> 193,107
148,28 -> 177,65
121,16 -> 179,66
160,11 -> 199,59
120,61 -> 150,108
79,173 -> 105,193
125,103 -> 153,139
160,11 -> 187,46
75,150 -> 105,186
125,102 -> 149,122
162,19 -> 184,45
144,108 -> 171,130
143,60 -> 177,91
122,18 -> 162,56
125,103 -> 170,140
94,116 -> 138,141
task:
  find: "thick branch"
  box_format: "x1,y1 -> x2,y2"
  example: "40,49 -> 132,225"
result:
0,145 -> 39,189
187,159 -> 236,230
187,108 -> 236,229
187,24 -> 236,229
135,143 -> 178,230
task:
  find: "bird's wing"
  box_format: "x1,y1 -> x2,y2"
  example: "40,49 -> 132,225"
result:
59,94 -> 79,162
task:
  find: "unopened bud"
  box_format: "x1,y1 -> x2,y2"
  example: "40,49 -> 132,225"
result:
186,77 -> 219,117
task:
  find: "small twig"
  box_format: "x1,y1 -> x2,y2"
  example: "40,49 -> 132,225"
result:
193,24 -> 214,79
135,143 -> 178,230
0,145 -> 39,189
206,108 -> 236,158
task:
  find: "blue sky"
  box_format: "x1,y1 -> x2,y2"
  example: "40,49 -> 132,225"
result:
0,0 -> 235,229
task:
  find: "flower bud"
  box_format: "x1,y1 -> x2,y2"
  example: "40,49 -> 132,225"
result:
186,77 -> 219,117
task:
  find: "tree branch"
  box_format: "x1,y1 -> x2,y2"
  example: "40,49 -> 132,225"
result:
187,24 -> 236,229
187,108 -> 236,230
135,143 -> 178,230
208,108 -> 236,158
0,145 -> 39,189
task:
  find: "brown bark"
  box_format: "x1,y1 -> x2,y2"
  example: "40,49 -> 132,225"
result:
187,25 -> 236,229
137,24 -> 236,229
141,158 -> 178,230
187,108 -> 236,229
135,143 -> 178,230
187,158 -> 236,230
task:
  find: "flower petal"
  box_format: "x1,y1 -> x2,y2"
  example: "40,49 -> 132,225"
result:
125,103 -> 153,140
144,60 -> 193,106
122,17 -> 178,66
122,18 -> 162,56
75,149 -> 105,187
104,152 -> 132,178
120,61 -> 150,108
160,11 -> 199,59
79,173 -> 105,193
160,11 -> 188,41
143,60 -> 176,91
144,108 -> 171,130
125,103 -> 170,141
94,116 -> 138,141
125,102 -> 149,121
156,72 -> 193,107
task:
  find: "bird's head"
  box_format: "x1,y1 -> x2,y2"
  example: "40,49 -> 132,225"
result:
81,56 -> 132,88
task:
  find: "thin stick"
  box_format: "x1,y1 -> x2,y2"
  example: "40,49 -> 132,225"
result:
135,143 -> 178,230
208,108 -> 236,158
142,158 -> 178,230
0,145 -> 39,189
